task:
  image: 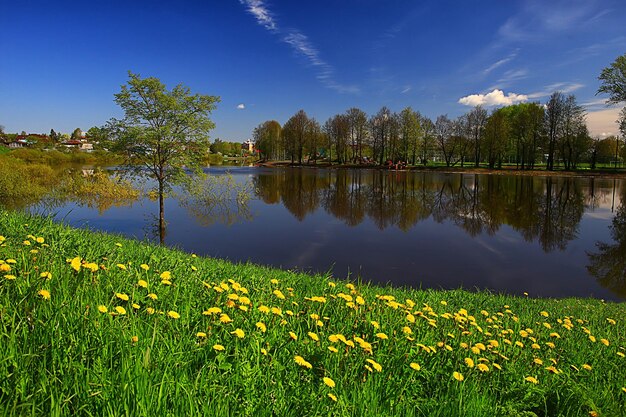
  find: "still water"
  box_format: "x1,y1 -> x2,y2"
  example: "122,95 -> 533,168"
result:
29,167 -> 626,301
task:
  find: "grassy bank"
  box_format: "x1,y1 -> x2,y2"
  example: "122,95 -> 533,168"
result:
0,210 -> 625,416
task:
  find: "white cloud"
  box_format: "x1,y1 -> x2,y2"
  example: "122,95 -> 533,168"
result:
236,103 -> 245,110
586,107 -> 622,137
458,89 -> 528,107
239,0 -> 277,32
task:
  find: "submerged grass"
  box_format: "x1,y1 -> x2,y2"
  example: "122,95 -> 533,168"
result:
0,210 -> 625,416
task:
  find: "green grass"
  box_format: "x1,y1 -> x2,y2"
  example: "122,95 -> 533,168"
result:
0,210 -> 625,416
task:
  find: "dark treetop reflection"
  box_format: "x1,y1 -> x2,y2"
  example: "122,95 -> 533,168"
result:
22,167 -> 626,301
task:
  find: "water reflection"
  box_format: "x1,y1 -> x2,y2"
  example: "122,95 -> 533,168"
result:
255,170 -> 614,252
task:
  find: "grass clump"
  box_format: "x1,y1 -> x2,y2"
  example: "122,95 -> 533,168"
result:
0,210 -> 625,416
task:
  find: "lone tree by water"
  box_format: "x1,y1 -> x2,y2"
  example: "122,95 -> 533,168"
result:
110,71 -> 220,242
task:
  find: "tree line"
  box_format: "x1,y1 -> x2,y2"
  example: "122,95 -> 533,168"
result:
253,92 -> 624,170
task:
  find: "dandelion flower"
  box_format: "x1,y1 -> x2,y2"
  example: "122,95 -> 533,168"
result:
453,372 -> 464,382
140,264 -> 150,270
294,355 -> 313,369
308,332 -> 319,341
196,332 -> 207,338
70,257 -> 81,272
147,293 -> 158,300
464,358 -> 475,368
365,359 -> 382,372
376,333 -> 388,340
524,376 -> 538,384
213,344 -> 225,351
328,346 -> 338,353
600,338 -> 609,346
540,311 -> 549,317
161,279 -> 172,286
327,393 -> 337,402
160,271 -> 171,280
256,322 -> 267,333
117,264 -> 127,270
219,314 -> 233,324
273,289 -> 286,299
0,264 -> 10,273
146,307 -> 155,315
115,292 -> 129,301
261,348 -> 267,355
289,331 -> 298,341
85,263 -> 99,272
38,289 -> 50,300
4,275 -> 16,280
115,306 -> 126,315
40,271 -> 52,279
477,363 -> 490,372
493,363 -> 502,370
323,377 -> 336,388
582,364 -> 592,371
533,358 -> 543,365
606,318 -> 616,325
98,305 -> 108,313
231,328 -> 245,338
270,278 -> 279,285
410,362 -> 421,371
167,311 -> 180,319
131,335 -> 138,343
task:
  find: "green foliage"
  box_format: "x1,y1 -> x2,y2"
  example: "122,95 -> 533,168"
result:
0,211 -> 625,416
597,54 -> 626,105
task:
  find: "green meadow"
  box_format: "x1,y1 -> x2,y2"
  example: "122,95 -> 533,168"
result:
0,210 -> 624,416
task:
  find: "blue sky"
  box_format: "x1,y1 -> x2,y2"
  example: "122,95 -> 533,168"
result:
1,0 -> 625,140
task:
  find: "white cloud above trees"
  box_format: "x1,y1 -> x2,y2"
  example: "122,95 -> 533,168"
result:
458,89 -> 528,107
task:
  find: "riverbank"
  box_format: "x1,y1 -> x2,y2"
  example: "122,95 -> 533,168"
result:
1,210 -> 625,416
258,160 -> 626,179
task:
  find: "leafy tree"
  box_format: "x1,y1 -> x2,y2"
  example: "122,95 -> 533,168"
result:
597,53 -> 626,105
399,107 -> 421,164
71,128 -> 83,140
49,129 -> 59,142
483,108 -> 509,169
466,106 -> 487,167
253,120 -> 282,161
544,91 -> 565,170
434,115 -> 456,167
323,114 -> 349,163
346,108 -> 368,163
283,110 -> 312,164
109,72 -> 220,242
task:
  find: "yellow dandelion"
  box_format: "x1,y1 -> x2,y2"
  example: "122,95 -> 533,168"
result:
471,346 -> 481,355
323,377 -> 336,388
167,310 -> 181,319
606,318 -> 616,325
116,264 -> 127,270
147,293 -> 158,300
531,343 -> 541,350
270,278 -> 279,284
140,264 -> 150,270
196,332 -> 207,338
231,328 -> 245,338
138,280 -> 148,288
370,321 -> 380,329
493,363 -> 502,370
85,262 -> 99,272
23,240 -> 31,246
376,332 -> 388,340
0,264 -> 10,273
131,335 -> 139,343
308,332 -> 319,341
540,311 -> 549,317
271,306 -> 282,316
589,335 -> 596,343
410,362 -> 421,371
115,306 -> 126,315
40,271 -> 52,279
219,314 -> 233,324
582,364 -> 592,371
365,359 -> 382,372
146,307 -> 155,315
38,289 -> 50,300
453,371 -> 464,382
97,305 -> 108,313
289,331 -> 298,341
315,320 -> 324,327
477,363 -> 489,372
256,322 -> 267,333
70,257 -> 81,272
273,289 -> 286,299
115,292 -> 129,301
402,326 -> 412,335
600,338 -> 609,346
533,358 -> 543,365
258,305 -> 270,313
464,358 -> 475,368
617,352 -> 625,358
213,344 -> 225,351
115,242 -> 122,247
545,365 -> 559,374
622,387 -> 626,393
261,348 -> 268,355
294,355 -> 313,369
4,274 -> 16,280
328,346 -> 338,353
525,376 -> 538,384
161,279 -> 172,286
160,271 -> 171,280
327,393 -> 337,402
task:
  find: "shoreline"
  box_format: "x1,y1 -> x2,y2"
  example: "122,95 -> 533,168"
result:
256,160 -> 626,179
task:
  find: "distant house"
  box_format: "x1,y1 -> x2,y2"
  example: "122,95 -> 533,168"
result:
63,139 -> 83,148
8,139 -> 28,148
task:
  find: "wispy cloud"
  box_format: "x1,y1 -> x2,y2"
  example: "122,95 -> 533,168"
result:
459,89 -> 528,107
239,0 -> 358,94
527,82 -> 584,99
483,50 -> 519,74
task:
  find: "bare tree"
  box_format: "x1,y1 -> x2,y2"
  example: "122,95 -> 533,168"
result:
545,91 -> 565,170
466,106 -> 487,167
